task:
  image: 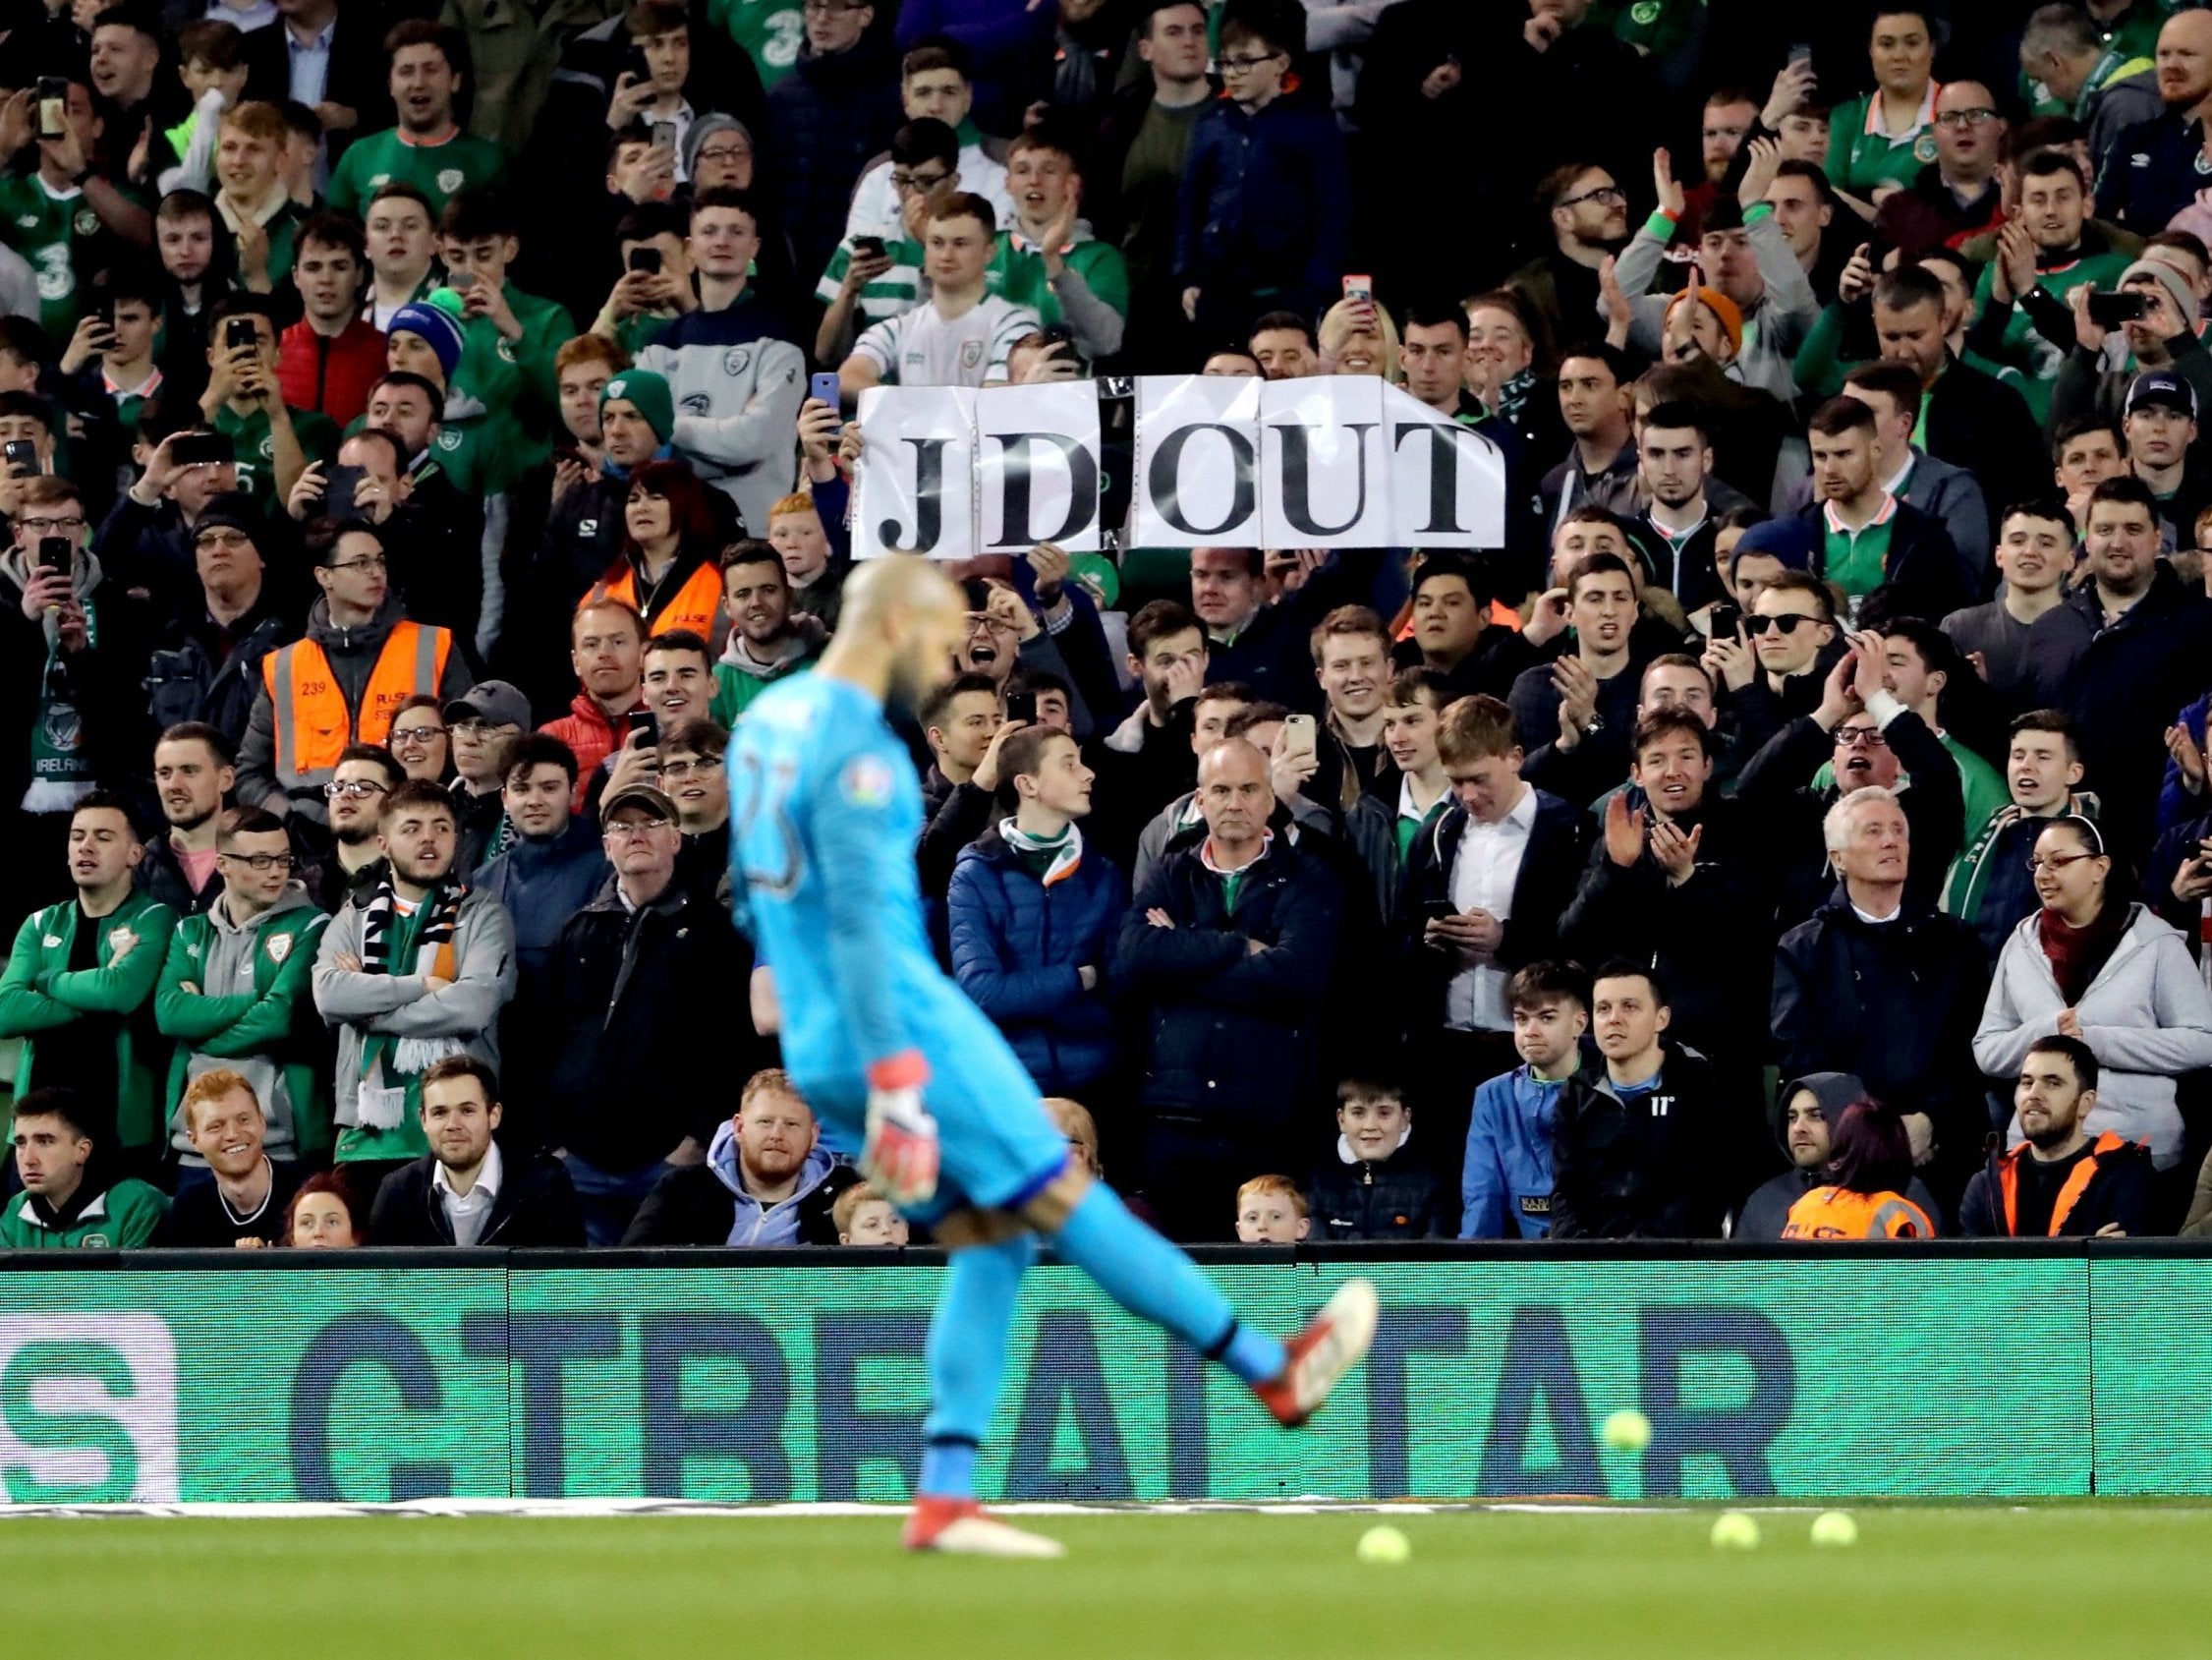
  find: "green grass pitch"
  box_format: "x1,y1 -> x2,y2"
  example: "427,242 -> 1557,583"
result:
6,1507 -> 2212,1657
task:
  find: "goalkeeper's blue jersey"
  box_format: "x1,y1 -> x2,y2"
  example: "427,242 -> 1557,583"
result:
727,672 -> 1067,1211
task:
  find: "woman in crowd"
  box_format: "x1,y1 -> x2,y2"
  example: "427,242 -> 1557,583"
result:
1782,1100 -> 1936,1238
1974,816 -> 2212,1178
287,1172 -> 368,1248
387,694 -> 451,783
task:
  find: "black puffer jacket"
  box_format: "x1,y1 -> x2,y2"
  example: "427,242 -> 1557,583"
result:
1307,1147 -> 1447,1240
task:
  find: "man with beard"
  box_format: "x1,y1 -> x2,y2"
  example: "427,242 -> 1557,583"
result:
1735,1070 -> 1941,1238
155,808 -> 330,1178
1959,1036 -> 2155,1234
1618,404 -> 1754,611
711,542 -> 824,724
369,1056 -> 584,1246
591,629 -> 723,820
138,723 -> 238,915
625,1067 -> 853,1245
305,745 -> 400,914
311,778 -> 516,1195
1735,632 -> 1966,928
544,782 -> 762,1244
1511,163 -> 1629,352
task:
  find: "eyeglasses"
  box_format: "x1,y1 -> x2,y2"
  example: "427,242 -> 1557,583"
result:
603,820 -> 667,840
800,0 -> 865,11
891,169 -> 950,193
196,528 -> 253,547
18,516 -> 83,535
1835,727 -> 1888,749
1743,613 -> 1816,635
967,612 -> 1018,636
323,778 -> 387,798
326,555 -> 387,573
217,850 -> 295,872
2027,851 -> 2102,874
449,718 -> 516,738
1219,49 -> 1285,71
658,757 -> 715,779
1558,184 -> 1626,210
1933,107 -> 1999,128
389,724 -> 445,745
696,143 -> 751,163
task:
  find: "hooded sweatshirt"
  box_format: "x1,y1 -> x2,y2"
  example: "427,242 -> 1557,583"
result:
0,542 -> 107,813
155,882 -> 331,1162
705,1116 -> 836,1246
1734,1071 -> 1943,1237
710,612 -> 826,725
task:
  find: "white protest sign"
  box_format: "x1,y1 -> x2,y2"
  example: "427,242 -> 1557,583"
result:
852,385 -> 978,561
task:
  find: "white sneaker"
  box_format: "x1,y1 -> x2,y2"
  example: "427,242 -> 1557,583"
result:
904,1499 -> 1067,1559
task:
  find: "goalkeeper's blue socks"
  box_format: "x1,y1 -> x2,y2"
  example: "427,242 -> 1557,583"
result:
920,1232 -> 1038,1499
1048,1181 -> 1288,1387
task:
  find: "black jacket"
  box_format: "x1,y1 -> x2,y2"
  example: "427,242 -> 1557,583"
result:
1115,832 -> 1340,1128
241,13 -> 395,167
368,1148 -> 587,1246
1307,1151 -> 1448,1240
134,833 -> 223,918
620,1159 -> 856,1246
1733,708 -> 1965,928
142,597 -> 296,751
1921,355 -> 2047,535
1957,1134 -> 2156,1237
1790,501 -> 1975,631
542,877 -> 766,1166
1550,1045 -> 1727,1238
2022,562 -> 2212,863
2105,109 -> 2207,236
1559,791 -> 1776,1065
1397,789 -> 1590,1029
1772,888 -> 1991,1186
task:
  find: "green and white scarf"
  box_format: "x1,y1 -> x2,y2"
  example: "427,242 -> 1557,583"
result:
998,818 -> 1082,887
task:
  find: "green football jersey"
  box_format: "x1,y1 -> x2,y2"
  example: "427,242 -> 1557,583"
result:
0,174 -> 102,336
709,0 -> 807,86
327,127 -> 508,217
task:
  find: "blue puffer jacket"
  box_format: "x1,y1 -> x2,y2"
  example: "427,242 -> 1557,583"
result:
1173,87 -> 1350,323
947,827 -> 1126,1095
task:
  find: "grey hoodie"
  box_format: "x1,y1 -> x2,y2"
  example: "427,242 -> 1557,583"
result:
170,882 -> 325,1162
706,1116 -> 836,1246
1975,902 -> 2212,1170
310,883 -> 516,1131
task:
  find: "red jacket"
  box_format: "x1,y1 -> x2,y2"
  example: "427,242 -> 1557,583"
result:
540,691 -> 644,810
276,315 -> 387,429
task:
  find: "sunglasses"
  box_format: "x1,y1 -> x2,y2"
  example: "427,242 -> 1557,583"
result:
1743,613 -> 1816,636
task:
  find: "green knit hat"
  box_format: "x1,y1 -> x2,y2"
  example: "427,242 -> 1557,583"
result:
600,369 -> 675,443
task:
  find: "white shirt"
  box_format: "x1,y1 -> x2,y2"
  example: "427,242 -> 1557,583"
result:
1445,784 -> 1535,1033
432,1139 -> 502,1246
852,294 -> 1041,388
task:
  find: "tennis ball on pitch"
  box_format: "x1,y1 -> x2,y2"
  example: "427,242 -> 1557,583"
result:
1809,1511 -> 1858,1548
1601,1408 -> 1652,1454
1355,1523 -> 1411,1565
1710,1511 -> 1761,1551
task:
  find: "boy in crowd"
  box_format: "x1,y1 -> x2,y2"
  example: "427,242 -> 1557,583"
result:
1460,961 -> 1594,1241
1307,1080 -> 1446,1240
835,1179 -> 912,1246
1233,1173 -> 1311,1244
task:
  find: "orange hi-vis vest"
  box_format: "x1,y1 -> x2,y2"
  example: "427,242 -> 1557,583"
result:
1782,1185 -> 1934,1239
260,621 -> 453,793
583,558 -> 722,639
1997,1131 -> 2133,1236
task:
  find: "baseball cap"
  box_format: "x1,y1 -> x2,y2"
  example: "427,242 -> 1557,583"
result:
2127,368 -> 2197,420
601,783 -> 679,826
443,679 -> 532,730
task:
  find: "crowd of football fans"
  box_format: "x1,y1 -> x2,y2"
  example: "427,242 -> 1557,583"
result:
7,0 -> 2212,1249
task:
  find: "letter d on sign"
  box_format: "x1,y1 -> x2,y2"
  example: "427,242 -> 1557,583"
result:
0,1317 -> 180,1503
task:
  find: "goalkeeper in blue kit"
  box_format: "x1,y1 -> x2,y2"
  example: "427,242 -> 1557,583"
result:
729,557 -> 1377,1559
